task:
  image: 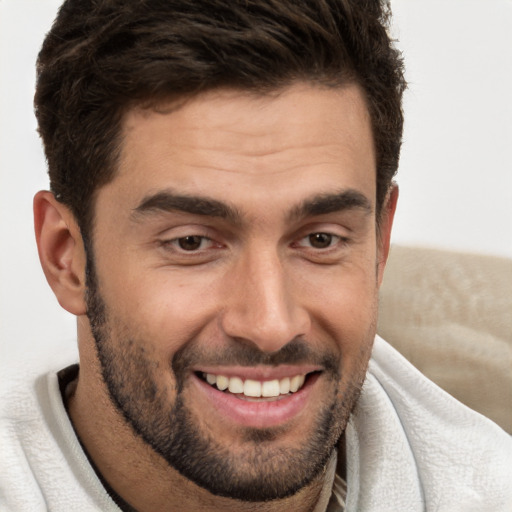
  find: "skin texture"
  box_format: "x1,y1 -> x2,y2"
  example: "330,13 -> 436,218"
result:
34,82 -> 397,512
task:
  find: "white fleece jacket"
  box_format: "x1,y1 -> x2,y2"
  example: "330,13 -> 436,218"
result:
1,336 -> 511,511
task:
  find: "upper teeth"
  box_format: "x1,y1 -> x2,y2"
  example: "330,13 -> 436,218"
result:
204,373 -> 306,398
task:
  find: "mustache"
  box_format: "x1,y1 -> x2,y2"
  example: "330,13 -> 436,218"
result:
172,336 -> 340,379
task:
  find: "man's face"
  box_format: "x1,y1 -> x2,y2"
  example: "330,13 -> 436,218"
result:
85,83 -> 388,500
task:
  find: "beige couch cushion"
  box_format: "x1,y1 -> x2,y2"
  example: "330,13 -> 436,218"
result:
378,245 -> 512,434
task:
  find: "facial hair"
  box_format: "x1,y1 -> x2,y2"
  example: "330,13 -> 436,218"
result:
84,256 -> 370,502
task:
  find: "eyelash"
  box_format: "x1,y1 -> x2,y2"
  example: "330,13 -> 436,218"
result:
295,232 -> 347,250
160,235 -> 218,253
159,231 -> 348,258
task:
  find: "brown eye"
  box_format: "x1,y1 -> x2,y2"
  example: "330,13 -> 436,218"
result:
308,233 -> 333,249
177,236 -> 204,251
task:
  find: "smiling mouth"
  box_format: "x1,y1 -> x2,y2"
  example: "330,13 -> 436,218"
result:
197,372 -> 318,401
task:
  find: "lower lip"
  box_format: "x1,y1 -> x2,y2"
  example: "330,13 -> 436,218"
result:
191,373 -> 319,429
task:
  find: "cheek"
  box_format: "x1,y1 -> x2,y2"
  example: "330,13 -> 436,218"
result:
300,257 -> 379,320
300,261 -> 379,360
101,269 -> 221,354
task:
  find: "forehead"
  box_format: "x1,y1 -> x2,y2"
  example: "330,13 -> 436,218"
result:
125,83 -> 371,144
101,83 -> 376,219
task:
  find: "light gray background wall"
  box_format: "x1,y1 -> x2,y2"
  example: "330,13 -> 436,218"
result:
1,0 -> 511,371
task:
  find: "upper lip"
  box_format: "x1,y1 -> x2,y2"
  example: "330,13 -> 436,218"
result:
193,364 -> 321,381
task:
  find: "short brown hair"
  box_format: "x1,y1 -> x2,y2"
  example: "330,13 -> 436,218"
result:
35,0 -> 405,236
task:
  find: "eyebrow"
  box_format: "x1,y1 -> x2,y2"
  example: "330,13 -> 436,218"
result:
132,191 -> 242,224
287,189 -> 373,222
132,188 -> 372,224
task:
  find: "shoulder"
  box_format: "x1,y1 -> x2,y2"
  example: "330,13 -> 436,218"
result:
0,364 -> 65,509
344,336 -> 512,511
0,362 -> 119,511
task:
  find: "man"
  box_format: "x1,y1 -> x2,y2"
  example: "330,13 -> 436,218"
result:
1,0 -> 510,510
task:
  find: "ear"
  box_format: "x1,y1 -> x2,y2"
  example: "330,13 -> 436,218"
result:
376,183 -> 399,287
34,191 -> 88,316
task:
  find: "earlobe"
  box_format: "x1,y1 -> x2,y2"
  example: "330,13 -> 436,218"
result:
377,183 -> 399,286
34,191 -> 88,316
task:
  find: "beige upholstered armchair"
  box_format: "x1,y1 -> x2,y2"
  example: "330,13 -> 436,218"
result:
378,245 -> 512,434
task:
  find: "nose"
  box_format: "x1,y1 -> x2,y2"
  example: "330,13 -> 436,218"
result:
220,248 -> 311,353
